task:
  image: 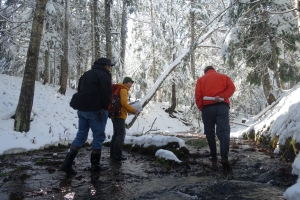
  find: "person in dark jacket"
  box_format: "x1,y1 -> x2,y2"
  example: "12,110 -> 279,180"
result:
195,66 -> 235,172
60,57 -> 114,175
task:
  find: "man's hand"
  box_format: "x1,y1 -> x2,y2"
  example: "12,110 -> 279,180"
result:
133,110 -> 139,115
214,96 -> 222,102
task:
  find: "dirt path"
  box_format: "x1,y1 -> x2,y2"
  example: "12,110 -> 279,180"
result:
0,138 -> 297,200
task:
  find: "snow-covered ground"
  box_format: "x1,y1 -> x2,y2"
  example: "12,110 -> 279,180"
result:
1,74 -> 300,199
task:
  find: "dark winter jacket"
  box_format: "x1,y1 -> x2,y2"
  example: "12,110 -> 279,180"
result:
73,63 -> 112,111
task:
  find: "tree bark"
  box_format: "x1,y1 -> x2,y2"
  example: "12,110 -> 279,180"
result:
190,0 -> 196,80
262,67 -> 276,105
93,0 -> 100,60
120,0 -> 128,76
43,44 -> 49,85
59,0 -> 70,95
105,0 -> 112,59
150,0 -> 157,102
296,0 -> 300,33
14,0 -> 48,132
52,43 -> 56,86
166,1 -> 177,114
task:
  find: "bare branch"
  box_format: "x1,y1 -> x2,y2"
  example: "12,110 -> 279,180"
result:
264,8 -> 297,15
0,14 -> 32,24
144,117 -> 157,134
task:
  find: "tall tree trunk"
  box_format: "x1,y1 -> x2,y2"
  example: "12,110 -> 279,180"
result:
35,62 -> 39,81
14,0 -> 48,132
150,0 -> 157,101
105,0 -> 112,59
120,0 -> 128,77
93,0 -> 100,60
0,2 -> 6,33
52,43 -> 56,86
262,67 -> 276,105
59,0 -> 70,95
59,56 -> 63,85
296,0 -> 300,33
268,33 -> 281,90
43,44 -> 49,85
167,1 -> 177,114
190,0 -> 195,80
290,80 -> 296,88
76,55 -> 81,89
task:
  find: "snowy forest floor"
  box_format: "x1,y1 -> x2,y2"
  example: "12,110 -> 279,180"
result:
0,137 -> 297,200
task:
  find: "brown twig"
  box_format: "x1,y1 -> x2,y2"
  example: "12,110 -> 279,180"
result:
144,117 -> 157,134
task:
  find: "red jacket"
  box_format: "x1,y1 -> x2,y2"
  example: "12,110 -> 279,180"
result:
195,69 -> 235,111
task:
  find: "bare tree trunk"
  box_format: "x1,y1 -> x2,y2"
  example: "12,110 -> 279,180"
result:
166,1 -> 177,114
76,57 -> 81,89
43,44 -> 49,85
0,2 -> 6,32
290,80 -> 296,88
51,43 -> 56,86
190,0 -> 196,80
84,56 -> 88,72
59,0 -> 70,95
296,0 -> 300,33
59,56 -> 63,85
262,67 -> 276,105
268,33 -> 281,90
93,0 -> 100,60
274,71 -> 281,89
120,0 -> 128,77
105,0 -> 112,59
150,0 -> 157,102
14,0 -> 48,132
35,62 -> 39,81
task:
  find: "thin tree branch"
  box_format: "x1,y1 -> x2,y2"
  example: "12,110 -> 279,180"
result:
144,117 -> 157,134
264,8 -> 297,14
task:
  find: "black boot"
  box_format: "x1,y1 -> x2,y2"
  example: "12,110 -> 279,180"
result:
90,151 -> 101,172
221,159 -> 232,172
206,134 -> 217,160
60,149 -> 78,175
219,134 -> 232,172
219,134 -> 230,161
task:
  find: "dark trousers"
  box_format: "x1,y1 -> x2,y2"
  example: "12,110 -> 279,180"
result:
110,118 -> 126,157
202,103 -> 230,160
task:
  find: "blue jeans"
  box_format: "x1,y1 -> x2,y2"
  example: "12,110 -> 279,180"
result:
71,110 -> 108,150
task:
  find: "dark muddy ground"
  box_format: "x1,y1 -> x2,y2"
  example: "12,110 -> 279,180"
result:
0,137 -> 297,200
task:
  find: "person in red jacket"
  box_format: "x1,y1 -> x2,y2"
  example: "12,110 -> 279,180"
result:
195,66 -> 235,172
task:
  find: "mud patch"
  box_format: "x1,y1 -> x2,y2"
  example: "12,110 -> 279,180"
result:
0,138 -> 297,199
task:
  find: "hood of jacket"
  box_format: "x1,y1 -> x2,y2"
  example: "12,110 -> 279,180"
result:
117,83 -> 130,91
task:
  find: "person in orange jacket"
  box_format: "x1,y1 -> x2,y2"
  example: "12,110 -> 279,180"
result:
195,66 -> 235,172
110,77 -> 139,161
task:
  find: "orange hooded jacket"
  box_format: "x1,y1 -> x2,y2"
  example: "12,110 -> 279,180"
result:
117,83 -> 136,119
195,69 -> 235,111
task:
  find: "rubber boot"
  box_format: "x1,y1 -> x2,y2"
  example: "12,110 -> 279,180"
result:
206,134 -> 217,160
60,148 -> 78,176
90,150 -> 101,172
